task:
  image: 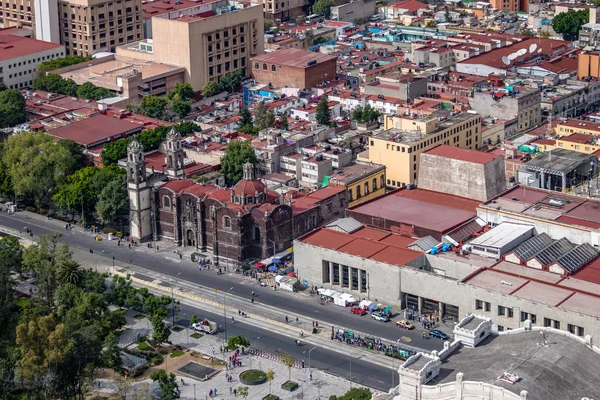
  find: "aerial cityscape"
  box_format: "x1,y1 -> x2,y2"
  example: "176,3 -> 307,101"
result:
1,0 -> 600,398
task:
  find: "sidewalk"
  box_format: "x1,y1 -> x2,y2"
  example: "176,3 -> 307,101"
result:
95,311 -> 372,400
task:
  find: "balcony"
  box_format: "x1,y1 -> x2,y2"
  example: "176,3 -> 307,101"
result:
138,82 -> 149,89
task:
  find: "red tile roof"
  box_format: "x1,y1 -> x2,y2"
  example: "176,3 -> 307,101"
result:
0,32 -> 63,62
424,144 -> 501,164
388,0 -> 427,12
459,38 -> 569,68
47,113 -> 142,146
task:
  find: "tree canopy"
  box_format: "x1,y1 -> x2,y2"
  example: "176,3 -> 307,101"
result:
220,141 -> 258,186
33,73 -> 113,101
219,70 -> 245,93
552,9 -> 588,41
316,96 -> 331,126
202,80 -> 222,98
0,89 -> 27,128
37,55 -> 92,74
352,104 -> 381,124
329,388 -> 372,400
312,0 -> 333,16
140,95 -> 169,120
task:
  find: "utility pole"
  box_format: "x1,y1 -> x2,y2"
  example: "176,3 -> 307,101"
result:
170,272 -> 181,327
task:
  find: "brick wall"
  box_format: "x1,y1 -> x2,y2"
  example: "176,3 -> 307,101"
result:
251,58 -> 336,89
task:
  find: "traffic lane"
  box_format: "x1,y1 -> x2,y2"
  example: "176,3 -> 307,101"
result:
0,212 -> 442,351
176,303 -> 395,392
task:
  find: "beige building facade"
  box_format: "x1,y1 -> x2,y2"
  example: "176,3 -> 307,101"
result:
254,0 -> 306,22
359,112 -> 482,188
58,0 -> 143,56
0,0 -> 33,28
117,1 -> 263,91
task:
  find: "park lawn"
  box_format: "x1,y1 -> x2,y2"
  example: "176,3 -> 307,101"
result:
15,298 -> 30,308
137,342 -> 153,351
191,333 -> 203,339
170,350 -> 185,358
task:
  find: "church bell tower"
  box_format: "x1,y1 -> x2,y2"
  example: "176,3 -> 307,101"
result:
127,139 -> 152,241
165,126 -> 185,178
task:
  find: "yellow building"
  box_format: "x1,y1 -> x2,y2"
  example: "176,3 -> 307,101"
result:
328,162 -> 386,208
555,119 -> 600,137
359,111 -> 482,187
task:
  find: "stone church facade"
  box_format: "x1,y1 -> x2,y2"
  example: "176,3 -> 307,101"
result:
127,127 -> 347,262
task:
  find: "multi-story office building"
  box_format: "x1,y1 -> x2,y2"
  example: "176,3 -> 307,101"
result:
0,29 -> 64,89
252,0 -> 306,22
59,0 -> 143,56
0,0 -> 34,29
117,0 -> 263,91
358,111 -> 482,188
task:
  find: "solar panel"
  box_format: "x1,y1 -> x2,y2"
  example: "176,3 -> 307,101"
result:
512,233 -> 554,261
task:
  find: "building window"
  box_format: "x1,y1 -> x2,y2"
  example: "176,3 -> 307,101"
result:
271,65 -> 276,71
360,270 -> 367,292
372,178 -> 377,191
364,182 -> 369,195
521,311 -> 527,322
484,302 -> 491,312
342,265 -> 349,287
254,62 -> 258,69
498,305 -> 506,316
356,185 -> 361,198
223,216 -> 231,229
254,226 -> 260,241
347,188 -> 353,201
262,63 -> 267,70
507,308 -> 513,318
476,299 -> 483,310
332,263 -> 339,284
351,268 -> 358,290
163,196 -> 170,209
497,325 -> 504,332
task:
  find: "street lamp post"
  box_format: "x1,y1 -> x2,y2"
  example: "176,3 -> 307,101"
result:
308,346 -> 317,371
183,313 -> 190,349
170,272 -> 181,327
221,287 -> 234,343
349,357 -> 353,389
257,336 -> 262,355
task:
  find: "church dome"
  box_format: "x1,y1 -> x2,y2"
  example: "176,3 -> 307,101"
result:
231,163 -> 266,204
233,179 -> 266,197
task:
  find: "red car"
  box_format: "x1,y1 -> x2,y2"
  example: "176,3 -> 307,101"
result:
351,307 -> 367,316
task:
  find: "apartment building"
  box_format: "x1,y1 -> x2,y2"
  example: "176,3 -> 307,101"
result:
328,162 -> 386,208
253,0 -> 306,21
117,1 -> 263,91
58,0 -> 143,56
0,0 -> 33,29
0,29 -> 65,89
358,111 -> 482,187
488,0 -> 528,12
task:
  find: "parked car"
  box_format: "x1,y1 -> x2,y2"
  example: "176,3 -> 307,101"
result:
395,320 -> 414,329
351,307 -> 367,316
429,329 -> 449,340
371,312 -> 390,322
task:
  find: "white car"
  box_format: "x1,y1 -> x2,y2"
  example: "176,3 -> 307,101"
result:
371,312 -> 390,322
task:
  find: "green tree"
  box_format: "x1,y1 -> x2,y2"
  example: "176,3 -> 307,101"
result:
52,166 -> 100,222
54,283 -> 82,317
76,81 -> 114,101
227,334 -> 250,349
2,132 -> 76,208
254,102 -> 268,130
219,70 -> 244,93
264,19 -> 275,30
32,73 -> 79,96
0,89 -> 27,128
37,55 -> 92,74
0,82 -> 7,91
190,314 -> 199,325
296,15 -> 304,26
15,315 -> 58,385
312,0 -> 333,16
0,236 -> 19,327
264,110 -> 275,129
168,83 -> 196,102
314,36 -> 328,45
329,387 -> 372,400
150,308 -> 170,345
539,30 -> 551,38
202,80 -> 222,98
316,96 -> 331,126
171,99 -> 192,120
96,176 -> 128,224
279,350 -> 294,382
57,259 -> 82,286
141,95 -> 169,120
57,139 -> 85,171
352,104 -> 380,124
108,275 -> 134,307
239,106 -> 253,127
176,121 -> 201,135
552,9 -> 589,40
266,369 -> 275,394
220,141 -> 258,186
151,369 -> 180,400
102,332 -> 123,373
126,290 -> 143,311
280,113 -> 289,130
101,138 -> 132,166
237,386 -> 249,399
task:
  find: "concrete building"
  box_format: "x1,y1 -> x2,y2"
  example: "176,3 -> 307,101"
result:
578,50 -> 600,80
468,222 -> 534,258
418,145 -> 506,202
253,0 -> 306,21
518,148 -> 597,192
55,53 -> 185,105
478,185 -> 600,246
330,0 -> 377,22
0,0 -> 34,29
34,0 -> 59,43
489,0 -> 527,12
117,0 -> 263,92
469,88 -> 541,134
0,29 -> 64,89
58,0 -> 144,56
251,48 -> 336,90
299,154 -> 332,186
363,74 -> 428,103
328,162 -> 386,208
294,221 -> 600,342
360,111 -> 482,188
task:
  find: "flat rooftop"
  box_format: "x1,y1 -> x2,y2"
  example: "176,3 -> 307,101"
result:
469,222 -> 534,249
60,55 -> 184,92
252,48 -> 337,69
0,31 -> 63,61
329,162 -> 385,185
432,331 -> 600,400
480,185 -> 600,230
424,144 -> 501,165
47,113 -> 143,147
526,148 -> 594,174
349,188 -> 480,233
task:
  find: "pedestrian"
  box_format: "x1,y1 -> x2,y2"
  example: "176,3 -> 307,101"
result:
296,317 -> 299,324
285,315 -> 288,323
309,372 -> 313,380
214,388 -> 217,396
179,253 -> 182,260
312,321 -> 315,327
239,310 -> 241,316
128,243 -> 131,249
230,387 -> 232,395
157,246 -> 159,252
316,321 -> 319,328
301,360 -> 305,368
233,388 -> 237,397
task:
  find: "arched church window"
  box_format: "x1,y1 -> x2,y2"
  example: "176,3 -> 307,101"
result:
223,216 -> 231,228
163,196 -> 170,209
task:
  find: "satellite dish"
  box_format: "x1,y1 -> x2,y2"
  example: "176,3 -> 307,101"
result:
502,56 -> 511,65
508,52 -> 518,60
537,48 -> 543,54
529,43 -> 537,53
517,48 -> 527,56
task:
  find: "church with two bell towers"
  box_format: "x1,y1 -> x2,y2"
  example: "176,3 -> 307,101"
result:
126,126 -> 305,261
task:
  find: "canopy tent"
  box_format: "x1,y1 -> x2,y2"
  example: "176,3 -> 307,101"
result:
359,300 -> 373,309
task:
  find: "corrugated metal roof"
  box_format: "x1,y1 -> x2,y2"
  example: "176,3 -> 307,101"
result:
511,233 -> 554,261
534,238 -> 575,267
446,218 -> 486,244
408,236 -> 440,251
470,222 -> 534,249
326,217 -> 363,234
554,243 -> 598,275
